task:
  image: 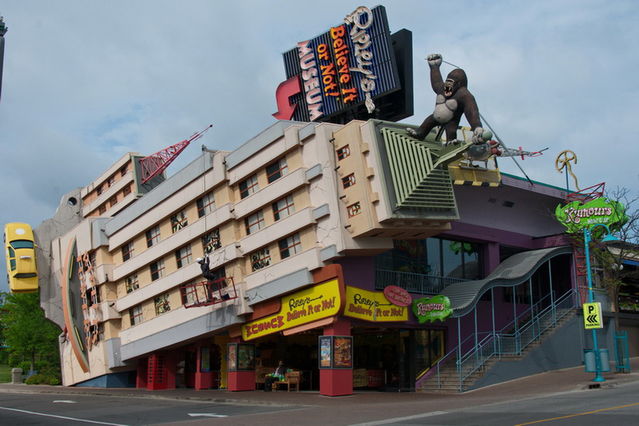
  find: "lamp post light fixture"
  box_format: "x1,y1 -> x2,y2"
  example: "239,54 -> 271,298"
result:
583,223 -> 618,383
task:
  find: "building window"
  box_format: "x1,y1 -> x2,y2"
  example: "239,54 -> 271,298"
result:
121,241 -> 134,262
342,173 -> 356,188
347,202 -> 362,217
245,210 -> 265,235
337,145 -> 351,160
98,205 -> 106,215
197,192 -> 215,218
109,195 -> 118,207
171,210 -> 188,233
154,293 -> 171,315
202,229 -> 221,253
279,234 -> 302,259
146,225 -> 161,248
96,185 -> 103,196
150,259 -> 165,281
129,305 -> 143,326
120,165 -> 128,177
175,245 -> 193,269
125,274 -> 139,293
273,195 -> 295,221
266,157 -> 289,183
107,176 -> 116,187
239,174 -> 259,199
181,280 -> 198,306
90,287 -> 101,306
122,184 -> 131,197
251,248 -> 271,271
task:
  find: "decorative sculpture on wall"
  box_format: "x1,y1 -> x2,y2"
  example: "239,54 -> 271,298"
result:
407,54 -> 485,145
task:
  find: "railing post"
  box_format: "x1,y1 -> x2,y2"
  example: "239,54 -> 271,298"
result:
492,288 -> 497,356
474,306 -> 478,366
529,278 -> 535,340
512,285 -> 519,354
548,261 -> 556,326
457,316 -> 462,391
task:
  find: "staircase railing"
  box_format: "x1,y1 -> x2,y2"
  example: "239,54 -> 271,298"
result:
420,288 -> 578,391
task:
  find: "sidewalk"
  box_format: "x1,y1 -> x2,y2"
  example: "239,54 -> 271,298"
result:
2,359 -> 639,424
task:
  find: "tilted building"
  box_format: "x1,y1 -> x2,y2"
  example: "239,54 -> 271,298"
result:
38,119 -> 615,394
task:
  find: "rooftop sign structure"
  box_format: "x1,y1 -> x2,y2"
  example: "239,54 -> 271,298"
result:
273,5 -> 412,124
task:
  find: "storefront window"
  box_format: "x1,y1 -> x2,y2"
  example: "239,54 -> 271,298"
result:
374,237 -> 482,292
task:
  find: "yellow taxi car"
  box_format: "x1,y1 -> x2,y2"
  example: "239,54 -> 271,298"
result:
4,222 -> 39,293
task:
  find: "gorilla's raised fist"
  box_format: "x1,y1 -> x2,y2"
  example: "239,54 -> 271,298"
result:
427,53 -> 442,67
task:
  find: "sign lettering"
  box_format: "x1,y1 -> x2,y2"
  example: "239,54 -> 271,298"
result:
555,197 -> 627,233
412,295 -> 452,324
273,5 -> 405,123
344,286 -> 407,322
242,280 -> 341,340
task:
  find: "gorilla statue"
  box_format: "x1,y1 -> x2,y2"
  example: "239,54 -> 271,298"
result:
407,54 -> 485,145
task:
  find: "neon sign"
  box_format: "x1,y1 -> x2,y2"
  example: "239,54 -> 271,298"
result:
273,5 -> 402,123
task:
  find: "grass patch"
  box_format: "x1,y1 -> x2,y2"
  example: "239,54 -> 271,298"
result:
0,364 -> 11,383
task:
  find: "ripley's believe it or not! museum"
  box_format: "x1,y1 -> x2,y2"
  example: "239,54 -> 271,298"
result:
7,5 -> 639,395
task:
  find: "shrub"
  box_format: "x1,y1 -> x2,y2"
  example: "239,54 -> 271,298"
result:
25,373 -> 59,385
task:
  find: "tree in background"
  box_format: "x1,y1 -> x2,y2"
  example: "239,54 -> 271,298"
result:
0,291 -> 61,378
591,187 -> 639,330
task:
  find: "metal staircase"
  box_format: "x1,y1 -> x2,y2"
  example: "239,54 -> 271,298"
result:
417,289 -> 578,392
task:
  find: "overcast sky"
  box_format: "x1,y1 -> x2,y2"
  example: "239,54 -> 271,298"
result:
1,1 -> 638,293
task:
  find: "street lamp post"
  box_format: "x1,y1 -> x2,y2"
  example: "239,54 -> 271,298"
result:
583,223 -> 616,383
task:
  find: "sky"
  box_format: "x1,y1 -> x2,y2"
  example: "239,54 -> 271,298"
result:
0,0 -> 638,293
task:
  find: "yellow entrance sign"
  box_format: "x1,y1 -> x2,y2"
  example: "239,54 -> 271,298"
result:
242,279 -> 341,341
344,286 -> 408,322
583,302 -> 603,329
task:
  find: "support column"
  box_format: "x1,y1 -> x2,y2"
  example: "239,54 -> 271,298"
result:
195,342 -> 213,391
485,242 -> 501,275
136,357 -> 148,389
227,339 -> 256,392
320,318 -> 352,397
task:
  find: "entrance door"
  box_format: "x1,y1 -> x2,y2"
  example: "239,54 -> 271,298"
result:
414,329 -> 445,382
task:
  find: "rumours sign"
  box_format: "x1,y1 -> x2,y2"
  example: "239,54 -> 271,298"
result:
273,5 -> 411,124
555,197 -> 627,233
412,295 -> 452,324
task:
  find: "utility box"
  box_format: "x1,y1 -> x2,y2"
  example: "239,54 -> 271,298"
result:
11,368 -> 23,384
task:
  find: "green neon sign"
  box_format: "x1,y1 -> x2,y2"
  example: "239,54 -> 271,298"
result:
555,197 -> 627,233
412,295 -> 452,324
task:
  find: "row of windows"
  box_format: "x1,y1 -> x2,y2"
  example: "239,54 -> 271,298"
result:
128,292 -> 171,326
239,157 -> 288,200
124,229 -> 222,295
96,183 -> 133,215
249,233 -> 302,272
245,194 -> 296,236
96,164 -> 129,197
121,191 -> 217,263
126,233 -> 303,326
120,155 -> 291,263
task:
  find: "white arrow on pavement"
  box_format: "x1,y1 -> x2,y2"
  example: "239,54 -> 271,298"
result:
188,413 -> 228,418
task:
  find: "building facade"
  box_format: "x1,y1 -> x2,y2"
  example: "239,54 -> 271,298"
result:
38,119 -> 597,393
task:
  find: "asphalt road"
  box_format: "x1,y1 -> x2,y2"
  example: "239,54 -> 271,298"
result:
352,381 -> 639,426
0,392 -> 300,425
1,380 -> 639,425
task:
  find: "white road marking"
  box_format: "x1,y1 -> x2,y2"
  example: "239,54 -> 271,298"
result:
188,412 -> 229,418
349,410 -> 448,425
0,406 -> 128,425
53,400 -> 77,403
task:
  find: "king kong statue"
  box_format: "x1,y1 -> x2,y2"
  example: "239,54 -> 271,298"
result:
407,54 -> 485,145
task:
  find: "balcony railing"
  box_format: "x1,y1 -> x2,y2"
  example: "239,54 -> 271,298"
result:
375,269 -> 469,295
